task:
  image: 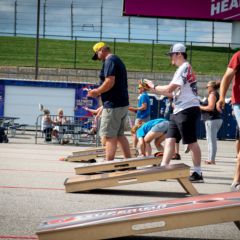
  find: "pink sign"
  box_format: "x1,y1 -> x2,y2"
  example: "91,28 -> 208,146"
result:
123,0 -> 240,21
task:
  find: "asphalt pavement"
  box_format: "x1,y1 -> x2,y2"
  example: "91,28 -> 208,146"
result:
0,132 -> 239,240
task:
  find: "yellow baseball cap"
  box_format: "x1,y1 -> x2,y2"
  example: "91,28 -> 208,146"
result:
92,42 -> 106,60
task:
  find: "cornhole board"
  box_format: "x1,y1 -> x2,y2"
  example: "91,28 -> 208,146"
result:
36,191 -> 240,240
64,163 -> 198,196
65,147 -> 104,162
72,147 -> 105,156
66,148 -> 137,162
74,155 -> 162,175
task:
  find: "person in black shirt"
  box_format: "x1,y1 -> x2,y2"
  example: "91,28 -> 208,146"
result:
200,80 -> 222,164
88,42 -> 131,160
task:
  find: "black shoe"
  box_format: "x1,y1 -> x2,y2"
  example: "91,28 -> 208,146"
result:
172,153 -> 181,160
189,172 -> 204,183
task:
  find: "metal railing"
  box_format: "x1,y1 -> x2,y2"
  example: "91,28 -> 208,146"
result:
35,114 -> 100,145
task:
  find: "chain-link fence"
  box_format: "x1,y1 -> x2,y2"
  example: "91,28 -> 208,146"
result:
0,0 -> 239,78
0,35 -> 236,75
0,0 -> 233,45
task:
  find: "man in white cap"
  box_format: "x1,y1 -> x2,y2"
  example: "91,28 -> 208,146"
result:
145,43 -> 203,182
88,42 -> 131,160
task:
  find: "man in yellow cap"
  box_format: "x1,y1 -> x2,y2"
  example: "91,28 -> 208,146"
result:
88,42 -> 131,161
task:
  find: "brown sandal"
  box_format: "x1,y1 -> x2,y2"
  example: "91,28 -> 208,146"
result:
204,160 -> 216,165
154,151 -> 164,157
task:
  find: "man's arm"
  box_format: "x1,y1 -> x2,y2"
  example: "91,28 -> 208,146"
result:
87,76 -> 115,98
216,67 -> 236,111
154,84 -> 179,97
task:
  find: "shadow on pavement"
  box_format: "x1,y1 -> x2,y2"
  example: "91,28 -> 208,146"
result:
87,189 -> 192,198
110,236 -> 227,240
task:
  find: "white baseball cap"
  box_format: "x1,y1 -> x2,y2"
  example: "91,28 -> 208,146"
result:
166,43 -> 186,55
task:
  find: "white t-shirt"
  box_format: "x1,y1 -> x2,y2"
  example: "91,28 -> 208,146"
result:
170,61 -> 200,114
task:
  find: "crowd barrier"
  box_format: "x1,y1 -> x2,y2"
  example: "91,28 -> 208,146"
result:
35,114 -> 100,145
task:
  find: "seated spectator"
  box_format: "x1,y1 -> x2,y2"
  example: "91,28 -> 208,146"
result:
41,109 -> 53,142
132,118 -> 169,157
52,109 -> 69,144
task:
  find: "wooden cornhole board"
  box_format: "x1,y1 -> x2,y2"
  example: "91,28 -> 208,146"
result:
74,155 -> 162,175
64,163 -> 198,196
66,147 -> 137,162
36,191 -> 240,240
72,147 -> 105,156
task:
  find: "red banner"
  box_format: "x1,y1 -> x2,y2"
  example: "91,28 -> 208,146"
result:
123,0 -> 240,21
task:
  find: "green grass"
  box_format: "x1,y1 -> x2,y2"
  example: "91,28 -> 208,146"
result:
0,36 -> 237,75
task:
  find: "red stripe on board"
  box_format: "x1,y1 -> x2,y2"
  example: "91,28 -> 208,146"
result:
0,236 -> 38,239
0,186 -> 64,191
0,168 -> 72,174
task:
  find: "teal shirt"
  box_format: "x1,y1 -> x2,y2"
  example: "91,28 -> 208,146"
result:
136,92 -> 150,119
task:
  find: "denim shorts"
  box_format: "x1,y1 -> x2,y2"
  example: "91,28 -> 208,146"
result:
233,104 -> 240,128
151,121 -> 169,134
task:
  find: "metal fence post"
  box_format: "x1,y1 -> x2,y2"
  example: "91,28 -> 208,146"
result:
113,38 -> 116,54
100,0 -> 103,40
189,41 -> 193,65
228,43 -> 231,63
184,20 -> 187,44
156,18 -> 159,43
71,2 -> 73,40
43,0 -> 46,38
212,21 -> 215,47
128,16 -> 131,42
151,40 -> 154,72
74,36 -> 77,69
35,0 -> 41,80
14,0 -> 17,36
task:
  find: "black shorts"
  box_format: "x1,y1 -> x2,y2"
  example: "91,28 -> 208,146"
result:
166,106 -> 200,145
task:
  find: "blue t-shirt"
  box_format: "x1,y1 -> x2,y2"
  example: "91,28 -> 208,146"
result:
99,55 -> 129,108
136,118 -> 167,138
136,92 -> 150,119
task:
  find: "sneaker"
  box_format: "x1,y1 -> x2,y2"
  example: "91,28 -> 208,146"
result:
189,172 -> 204,183
172,153 -> 181,160
231,182 -> 240,192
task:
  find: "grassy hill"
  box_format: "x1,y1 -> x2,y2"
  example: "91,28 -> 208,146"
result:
0,36 -> 237,75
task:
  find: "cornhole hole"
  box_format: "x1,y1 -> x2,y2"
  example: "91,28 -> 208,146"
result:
64,163 -> 198,196
74,154 -> 162,175
65,148 -> 137,162
36,191 -> 240,240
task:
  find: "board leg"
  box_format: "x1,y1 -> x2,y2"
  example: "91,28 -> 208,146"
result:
234,221 -> 240,230
177,177 -> 199,196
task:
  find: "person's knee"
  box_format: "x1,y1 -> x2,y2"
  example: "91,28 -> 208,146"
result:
144,138 -> 151,144
138,137 -> 144,144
